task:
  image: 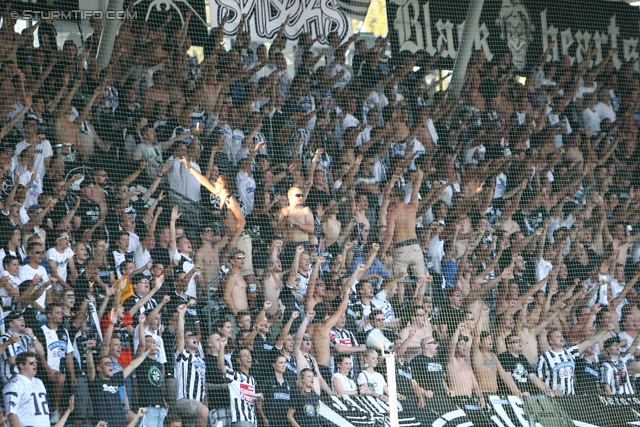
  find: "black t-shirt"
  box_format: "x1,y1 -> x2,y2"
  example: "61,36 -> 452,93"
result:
497,352 -> 537,395
258,376 -> 294,426
204,353 -> 230,407
75,199 -> 101,232
574,356 -> 600,395
90,371 -> 128,427
289,390 -> 321,427
410,354 -> 446,396
136,358 -> 164,406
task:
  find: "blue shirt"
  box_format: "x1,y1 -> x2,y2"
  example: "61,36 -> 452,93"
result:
349,256 -> 392,278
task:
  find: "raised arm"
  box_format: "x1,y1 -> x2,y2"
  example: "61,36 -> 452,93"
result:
128,275 -> 164,316
322,265 -> 364,331
275,311 -> 300,348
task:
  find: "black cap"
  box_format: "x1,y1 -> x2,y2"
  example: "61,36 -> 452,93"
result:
3,310 -> 24,325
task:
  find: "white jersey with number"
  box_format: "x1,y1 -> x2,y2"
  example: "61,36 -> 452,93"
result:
3,374 -> 50,427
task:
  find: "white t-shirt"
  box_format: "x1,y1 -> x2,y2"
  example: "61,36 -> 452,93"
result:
0,271 -> 20,309
170,251 -> 198,298
182,160 -> 201,203
16,168 -> 42,209
17,264 -> 49,309
236,171 -> 256,216
582,108 -> 602,134
332,372 -> 356,394
599,275 -> 627,320
44,247 -> 75,283
14,139 -> 53,183
132,325 -> 167,364
357,370 -> 386,395
127,231 -> 141,254
371,289 -> 395,322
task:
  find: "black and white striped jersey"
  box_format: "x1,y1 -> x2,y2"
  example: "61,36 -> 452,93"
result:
225,366 -> 257,426
175,350 -> 206,403
0,331 -> 34,384
601,353 -> 635,395
537,346 -> 580,395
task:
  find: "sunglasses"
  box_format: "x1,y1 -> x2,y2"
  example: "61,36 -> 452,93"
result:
316,283 -> 325,287
453,292 -> 463,297
415,313 -> 425,317
31,250 -> 44,254
302,337 -> 312,341
99,361 -> 114,367
235,256 -> 246,260
65,294 -> 75,299
57,236 -> 71,241
510,339 -> 522,344
294,193 -> 303,198
26,360 -> 37,365
425,341 -> 437,345
186,334 -> 196,339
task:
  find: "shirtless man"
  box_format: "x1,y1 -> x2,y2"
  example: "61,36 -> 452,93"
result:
194,224 -> 228,285
399,305 -> 433,362
517,301 -> 564,366
92,169 -> 110,214
223,248 -> 249,316
78,108 -> 109,161
54,75 -> 82,153
278,186 -> 315,271
472,306 -> 525,397
382,168 -> 428,302
181,160 -> 253,278
446,322 -> 485,409
308,264 -> 364,383
142,71 -> 171,117
354,193 -> 370,236
262,239 -> 284,316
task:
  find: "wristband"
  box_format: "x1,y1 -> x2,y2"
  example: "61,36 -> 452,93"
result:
142,352 -> 149,358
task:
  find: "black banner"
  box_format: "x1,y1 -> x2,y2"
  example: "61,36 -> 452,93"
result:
386,0 -> 640,72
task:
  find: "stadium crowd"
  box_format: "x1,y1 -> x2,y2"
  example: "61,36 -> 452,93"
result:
0,3 -> 640,427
